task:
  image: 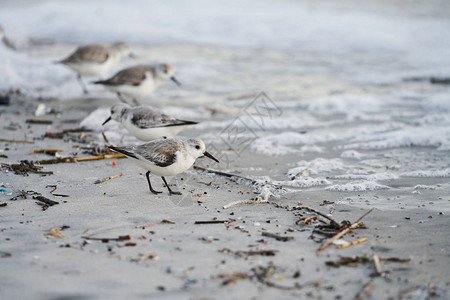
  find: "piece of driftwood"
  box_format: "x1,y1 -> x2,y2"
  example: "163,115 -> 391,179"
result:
26,119 -> 53,125
194,220 -> 229,224
298,206 -> 339,225
135,219 -> 175,228
94,173 -> 123,184
1,160 -> 53,176
373,254 -> 382,275
223,198 -> 269,209
81,235 -> 131,243
35,153 -> 125,165
262,231 -> 294,242
336,237 -> 368,249
354,279 -> 374,300
316,222 -> 363,253
29,149 -> 64,155
0,138 -> 34,144
193,166 -> 284,189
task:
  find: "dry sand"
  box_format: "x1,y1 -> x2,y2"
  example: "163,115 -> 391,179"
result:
0,95 -> 449,300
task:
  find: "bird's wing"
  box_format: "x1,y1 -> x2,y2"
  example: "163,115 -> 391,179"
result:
99,65 -> 155,86
136,139 -> 181,167
60,44 -> 109,64
110,139 -> 181,168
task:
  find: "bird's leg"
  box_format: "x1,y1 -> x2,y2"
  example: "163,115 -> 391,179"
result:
146,171 -> 162,194
116,92 -> 130,104
161,176 -> 182,195
77,74 -> 89,94
132,98 -> 141,106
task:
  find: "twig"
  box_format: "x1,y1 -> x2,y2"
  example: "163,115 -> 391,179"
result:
29,149 -> 64,155
380,257 -> 411,263
81,235 -> 131,242
219,248 -> 278,257
33,196 -> 59,206
262,231 -> 294,242
195,220 -> 229,224
0,138 -> 34,144
355,208 -> 374,223
46,227 -> 65,239
45,185 -> 69,197
298,206 -> 339,225
94,173 -> 123,184
326,256 -> 371,267
326,256 -> 411,267
102,131 -> 112,145
135,219 -> 175,228
26,119 -> 53,124
336,237 -> 368,249
373,254 -> 382,276
193,166 -> 284,189
316,222 -> 363,253
223,199 -> 268,209
35,153 -> 125,165
354,279 -> 374,300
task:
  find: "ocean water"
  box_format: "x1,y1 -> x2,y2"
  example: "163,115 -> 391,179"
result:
1,0 -> 450,195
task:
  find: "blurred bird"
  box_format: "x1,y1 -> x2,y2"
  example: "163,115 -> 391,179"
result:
93,64 -> 181,105
102,103 -> 198,141
58,42 -> 133,94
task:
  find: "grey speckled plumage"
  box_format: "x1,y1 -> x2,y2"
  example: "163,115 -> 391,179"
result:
110,139 -> 183,167
94,65 -> 158,86
108,137 -> 219,195
60,44 -> 110,64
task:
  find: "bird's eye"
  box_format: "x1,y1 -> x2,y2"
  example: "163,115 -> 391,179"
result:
195,145 -> 200,150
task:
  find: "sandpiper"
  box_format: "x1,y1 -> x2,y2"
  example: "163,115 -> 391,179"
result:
93,64 -> 181,104
109,137 -> 219,195
102,103 -> 198,141
58,42 -> 132,94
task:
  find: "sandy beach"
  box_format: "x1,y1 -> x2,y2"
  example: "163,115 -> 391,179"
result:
1,0 -> 450,299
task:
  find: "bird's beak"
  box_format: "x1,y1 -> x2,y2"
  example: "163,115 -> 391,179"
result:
129,52 -> 138,59
102,116 -> 112,125
171,76 -> 181,87
203,151 -> 219,163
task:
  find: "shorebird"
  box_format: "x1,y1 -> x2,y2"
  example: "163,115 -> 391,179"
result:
109,138 -> 219,195
102,103 -> 198,141
58,42 -> 132,94
93,64 -> 181,105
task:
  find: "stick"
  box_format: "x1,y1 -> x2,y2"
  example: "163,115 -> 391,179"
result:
298,206 -> 339,225
29,149 -> 64,155
194,220 -> 229,224
193,166 -> 283,189
223,199 -> 268,209
316,221 -> 363,253
102,131 -> 112,145
262,232 -> 294,242
336,237 -> 368,249
135,219 -> 175,228
81,235 -> 131,242
26,119 -> 53,124
355,208 -> 374,223
354,279 -> 374,300
94,173 -> 123,184
35,153 -> 125,165
380,257 -> 411,263
373,254 -> 382,276
0,138 -> 34,144
33,196 -> 59,206
45,185 -> 69,197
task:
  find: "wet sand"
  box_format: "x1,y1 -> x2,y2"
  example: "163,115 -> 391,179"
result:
0,93 -> 449,299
